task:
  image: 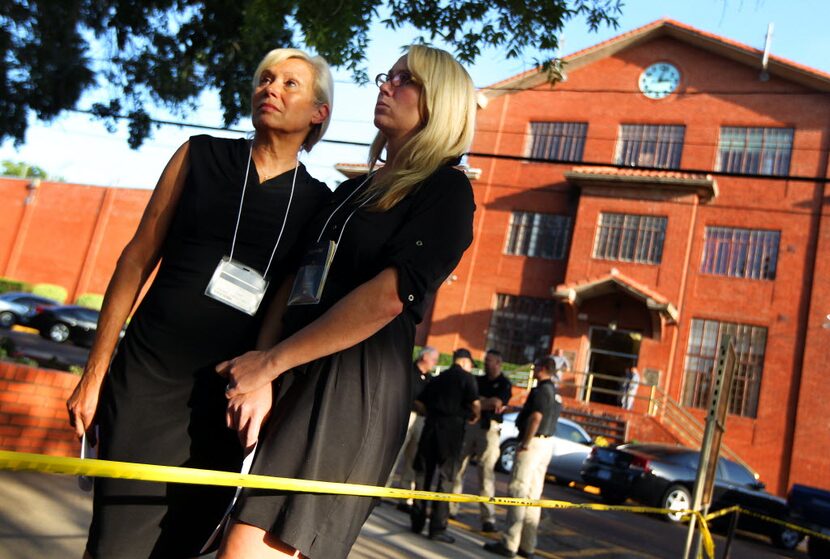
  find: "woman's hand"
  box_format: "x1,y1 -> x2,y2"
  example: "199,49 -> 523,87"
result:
226,384 -> 273,453
66,371 -> 104,440
216,350 -> 280,398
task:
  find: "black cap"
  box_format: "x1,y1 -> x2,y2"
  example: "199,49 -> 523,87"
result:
453,348 -> 473,362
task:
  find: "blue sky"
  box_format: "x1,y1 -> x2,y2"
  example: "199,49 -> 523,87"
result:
2,0 -> 829,189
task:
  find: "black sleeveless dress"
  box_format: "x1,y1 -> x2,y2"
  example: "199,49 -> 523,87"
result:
87,135 -> 330,558
233,165 -> 475,558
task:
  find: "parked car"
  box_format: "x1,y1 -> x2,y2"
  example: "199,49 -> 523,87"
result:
497,411 -> 594,484
788,484 -> 830,558
29,305 -> 106,347
580,443 -> 802,550
0,292 -> 61,328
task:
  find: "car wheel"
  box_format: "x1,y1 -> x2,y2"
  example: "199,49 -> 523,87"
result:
662,484 -> 692,523
498,440 -> 518,474
48,323 -> 71,344
771,527 -> 803,550
0,311 -> 15,328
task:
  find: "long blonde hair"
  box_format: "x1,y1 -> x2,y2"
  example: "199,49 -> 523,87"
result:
252,48 -> 334,151
365,45 -> 476,211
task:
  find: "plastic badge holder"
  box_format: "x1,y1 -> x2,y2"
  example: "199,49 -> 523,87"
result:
205,256 -> 269,315
287,240 -> 336,306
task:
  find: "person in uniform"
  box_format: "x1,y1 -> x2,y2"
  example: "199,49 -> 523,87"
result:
411,348 -> 480,543
484,355 -> 562,559
391,345 -> 439,512
450,348 -> 512,532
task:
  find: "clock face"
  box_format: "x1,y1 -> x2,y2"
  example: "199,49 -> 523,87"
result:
638,62 -> 680,99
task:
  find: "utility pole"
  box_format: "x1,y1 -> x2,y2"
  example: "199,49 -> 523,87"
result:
682,335 -> 737,559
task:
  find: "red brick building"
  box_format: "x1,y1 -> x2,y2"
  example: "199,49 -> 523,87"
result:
424,19 -> 830,494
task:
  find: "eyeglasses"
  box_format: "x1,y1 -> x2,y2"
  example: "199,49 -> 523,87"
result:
375,71 -> 417,89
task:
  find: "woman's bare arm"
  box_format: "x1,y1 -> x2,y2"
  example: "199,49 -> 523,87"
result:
66,142 -> 191,438
219,266 -> 404,397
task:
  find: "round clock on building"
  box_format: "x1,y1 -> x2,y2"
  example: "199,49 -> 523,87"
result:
638,62 -> 680,99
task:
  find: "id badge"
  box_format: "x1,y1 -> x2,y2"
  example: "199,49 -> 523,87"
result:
287,240 -> 336,306
205,256 -> 269,315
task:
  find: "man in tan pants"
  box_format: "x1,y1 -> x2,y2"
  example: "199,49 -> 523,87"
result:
484,355 -> 562,559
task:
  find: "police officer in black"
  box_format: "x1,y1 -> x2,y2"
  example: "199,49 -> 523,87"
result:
411,348 -> 480,544
485,355 -> 562,558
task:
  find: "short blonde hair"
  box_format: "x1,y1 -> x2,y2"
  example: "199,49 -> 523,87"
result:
365,44 -> 476,210
252,48 -> 333,151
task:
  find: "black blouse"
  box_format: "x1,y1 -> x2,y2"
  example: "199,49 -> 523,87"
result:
283,164 -> 475,332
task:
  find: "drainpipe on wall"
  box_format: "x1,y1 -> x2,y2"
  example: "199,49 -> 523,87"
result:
5,178 -> 40,277
664,193 -> 700,406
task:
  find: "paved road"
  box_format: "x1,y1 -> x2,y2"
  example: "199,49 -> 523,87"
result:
1,327 -> 90,367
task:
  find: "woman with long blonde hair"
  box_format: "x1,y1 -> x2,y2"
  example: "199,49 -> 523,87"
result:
215,44 -> 477,558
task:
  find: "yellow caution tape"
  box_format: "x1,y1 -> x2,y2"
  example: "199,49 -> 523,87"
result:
703,505 -> 741,522
703,503 -> 830,543
731,507 -> 830,542
0,450 -> 716,557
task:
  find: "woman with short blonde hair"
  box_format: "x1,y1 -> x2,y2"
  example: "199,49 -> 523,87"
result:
68,47 -> 333,558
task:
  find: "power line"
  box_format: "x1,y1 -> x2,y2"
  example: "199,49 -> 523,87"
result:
466,151 -> 830,183
476,86 -> 830,96
67,108 -> 830,183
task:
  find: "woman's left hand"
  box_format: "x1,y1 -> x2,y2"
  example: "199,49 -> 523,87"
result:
216,350 -> 279,398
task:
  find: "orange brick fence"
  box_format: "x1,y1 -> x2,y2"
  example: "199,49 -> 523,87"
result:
0,362 -> 80,457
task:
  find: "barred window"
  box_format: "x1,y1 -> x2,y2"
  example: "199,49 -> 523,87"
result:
700,227 -> 780,280
716,127 -> 793,176
615,124 -> 685,169
682,319 -> 767,418
529,122 -> 587,162
593,213 -> 667,264
486,294 -> 555,364
505,212 -> 572,260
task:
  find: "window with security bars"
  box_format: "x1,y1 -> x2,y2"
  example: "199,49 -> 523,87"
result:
700,227 -> 780,280
528,122 -> 588,162
716,127 -> 793,176
682,319 -> 767,418
593,213 -> 668,264
615,124 -> 685,169
486,294 -> 555,364
504,212 -> 572,260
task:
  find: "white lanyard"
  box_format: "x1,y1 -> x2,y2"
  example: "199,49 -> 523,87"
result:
229,141 -> 298,278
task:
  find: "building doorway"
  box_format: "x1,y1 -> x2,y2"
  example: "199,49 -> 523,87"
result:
585,327 -> 641,406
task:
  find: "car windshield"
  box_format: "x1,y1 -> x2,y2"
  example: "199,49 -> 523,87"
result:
720,459 -> 757,486
556,422 -> 589,444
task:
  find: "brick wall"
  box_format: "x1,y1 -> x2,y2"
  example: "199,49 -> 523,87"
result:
0,362 -> 80,457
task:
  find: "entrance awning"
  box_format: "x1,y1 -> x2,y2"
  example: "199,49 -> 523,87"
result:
552,268 -> 678,340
